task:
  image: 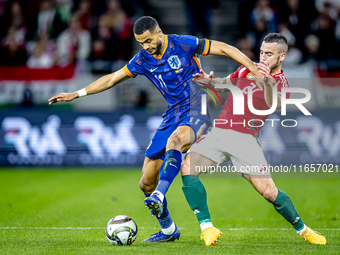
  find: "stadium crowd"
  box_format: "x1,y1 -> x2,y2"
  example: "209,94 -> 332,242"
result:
0,0 -> 339,72
238,0 -> 340,69
0,0 -> 143,72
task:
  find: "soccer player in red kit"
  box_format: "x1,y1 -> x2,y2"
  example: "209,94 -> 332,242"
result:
212,60 -> 289,138
180,33 -> 327,246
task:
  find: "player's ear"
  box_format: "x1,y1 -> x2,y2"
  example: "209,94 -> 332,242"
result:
156,28 -> 162,37
280,52 -> 286,62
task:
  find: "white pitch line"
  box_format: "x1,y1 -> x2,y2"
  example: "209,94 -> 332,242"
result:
1,227 -> 339,231
1,227 -> 105,230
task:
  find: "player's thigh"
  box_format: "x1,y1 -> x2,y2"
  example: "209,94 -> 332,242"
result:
226,130 -> 270,176
145,125 -> 177,160
189,129 -> 230,165
166,125 -> 195,151
180,114 -> 211,143
181,152 -> 218,176
166,114 -> 210,151
232,145 -> 277,201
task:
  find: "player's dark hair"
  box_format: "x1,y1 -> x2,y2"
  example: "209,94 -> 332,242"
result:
263,33 -> 288,53
133,16 -> 159,35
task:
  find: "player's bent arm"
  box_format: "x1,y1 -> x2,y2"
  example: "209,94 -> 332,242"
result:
263,76 -> 281,109
209,41 -> 259,77
48,68 -> 129,104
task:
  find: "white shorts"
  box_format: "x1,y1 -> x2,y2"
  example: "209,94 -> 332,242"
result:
190,127 -> 270,176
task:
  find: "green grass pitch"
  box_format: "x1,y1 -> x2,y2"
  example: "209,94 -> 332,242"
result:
1,168 -> 339,254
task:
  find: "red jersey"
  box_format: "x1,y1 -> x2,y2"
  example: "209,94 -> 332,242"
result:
214,66 -> 290,138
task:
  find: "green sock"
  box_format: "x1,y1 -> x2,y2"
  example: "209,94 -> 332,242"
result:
272,190 -> 305,231
182,175 -> 211,224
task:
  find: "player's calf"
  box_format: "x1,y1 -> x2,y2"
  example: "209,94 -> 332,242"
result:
139,157 -> 162,194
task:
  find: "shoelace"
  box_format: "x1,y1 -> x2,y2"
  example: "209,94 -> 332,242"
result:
151,231 -> 162,236
302,231 -> 316,242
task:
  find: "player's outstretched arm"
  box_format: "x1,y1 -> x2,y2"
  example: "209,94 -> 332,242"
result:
257,60 -> 281,109
193,70 -> 231,93
48,68 -> 129,105
209,41 -> 263,90
192,70 -> 214,87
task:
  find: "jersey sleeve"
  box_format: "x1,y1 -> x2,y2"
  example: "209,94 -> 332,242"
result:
123,53 -> 144,78
275,75 -> 290,99
178,35 -> 211,56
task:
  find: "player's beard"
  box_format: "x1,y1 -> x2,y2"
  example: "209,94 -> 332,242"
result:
269,56 -> 281,72
153,40 -> 162,55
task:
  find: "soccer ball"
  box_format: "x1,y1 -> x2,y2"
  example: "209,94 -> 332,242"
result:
106,215 -> 138,245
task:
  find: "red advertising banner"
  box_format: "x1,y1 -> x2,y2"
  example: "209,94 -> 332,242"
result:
0,65 -> 75,81
0,66 -> 76,105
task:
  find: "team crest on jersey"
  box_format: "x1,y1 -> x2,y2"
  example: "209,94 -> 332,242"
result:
168,55 -> 181,69
247,73 -> 255,80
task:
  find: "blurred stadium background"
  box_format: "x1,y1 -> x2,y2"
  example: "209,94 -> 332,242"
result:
1,0 -> 340,168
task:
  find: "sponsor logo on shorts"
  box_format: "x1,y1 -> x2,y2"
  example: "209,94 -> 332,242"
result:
260,165 -> 268,172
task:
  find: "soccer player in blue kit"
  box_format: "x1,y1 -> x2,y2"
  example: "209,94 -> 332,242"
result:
48,16 -> 262,242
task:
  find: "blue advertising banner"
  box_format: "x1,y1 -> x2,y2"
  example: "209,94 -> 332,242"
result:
0,109 -> 339,167
0,110 -> 163,167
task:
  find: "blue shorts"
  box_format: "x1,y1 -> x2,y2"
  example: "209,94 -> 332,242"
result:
145,114 -> 211,160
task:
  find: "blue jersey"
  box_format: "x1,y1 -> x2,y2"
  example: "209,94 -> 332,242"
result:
123,34 -> 211,129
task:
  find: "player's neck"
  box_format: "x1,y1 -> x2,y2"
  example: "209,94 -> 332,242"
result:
270,65 -> 282,76
153,34 -> 166,58
159,34 -> 165,54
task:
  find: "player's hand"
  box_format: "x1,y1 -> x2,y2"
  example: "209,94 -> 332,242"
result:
48,92 -> 78,105
257,60 -> 276,88
252,65 -> 264,91
192,69 -> 214,87
257,60 -> 271,79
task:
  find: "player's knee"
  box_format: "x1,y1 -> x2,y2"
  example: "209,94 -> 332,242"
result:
139,179 -> 156,194
181,157 -> 191,176
166,134 -> 183,150
262,187 -> 277,202
181,153 -> 203,176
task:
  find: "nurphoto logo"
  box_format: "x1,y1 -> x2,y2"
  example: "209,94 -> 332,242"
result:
200,83 -> 312,128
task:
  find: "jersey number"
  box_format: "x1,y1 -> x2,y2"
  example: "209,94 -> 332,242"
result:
190,117 -> 201,125
154,74 -> 168,92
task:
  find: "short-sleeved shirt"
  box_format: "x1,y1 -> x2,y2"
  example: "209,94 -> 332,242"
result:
123,34 -> 211,129
215,66 -> 290,138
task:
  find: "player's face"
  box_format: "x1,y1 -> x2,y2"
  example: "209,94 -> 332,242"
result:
260,42 -> 286,72
134,29 -> 163,55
